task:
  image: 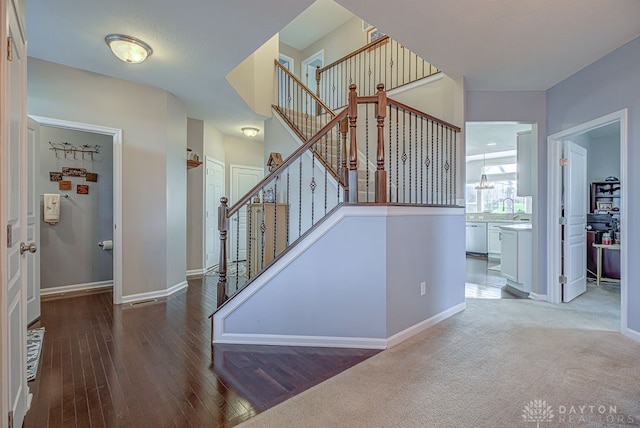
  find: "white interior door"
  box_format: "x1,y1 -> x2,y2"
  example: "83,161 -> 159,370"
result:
229,165 -> 263,262
562,141 -> 588,302
2,0 -> 29,424
205,158 -> 224,269
26,118 -> 40,324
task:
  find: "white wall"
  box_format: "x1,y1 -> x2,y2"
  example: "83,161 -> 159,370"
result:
28,58 -> 188,299
226,35 -> 279,117
39,127 -> 113,288
302,16 -> 364,66
547,36 -> 640,334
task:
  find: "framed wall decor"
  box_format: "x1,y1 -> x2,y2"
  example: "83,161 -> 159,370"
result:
49,172 -> 62,181
86,172 -> 98,182
62,167 -> 87,177
367,27 -> 385,44
77,184 -> 89,195
596,201 -> 613,212
59,180 -> 72,191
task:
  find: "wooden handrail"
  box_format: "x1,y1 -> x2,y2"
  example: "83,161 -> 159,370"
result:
386,98 -> 461,132
275,60 -> 336,117
227,109 -> 349,217
318,36 -> 390,74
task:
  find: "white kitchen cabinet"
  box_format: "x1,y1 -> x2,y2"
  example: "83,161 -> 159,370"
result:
499,225 -> 532,293
500,229 -> 518,280
487,222 -> 503,258
466,222 -> 487,254
517,130 -> 533,196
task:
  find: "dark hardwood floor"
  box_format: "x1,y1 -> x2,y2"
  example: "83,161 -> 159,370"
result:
24,277 -> 380,427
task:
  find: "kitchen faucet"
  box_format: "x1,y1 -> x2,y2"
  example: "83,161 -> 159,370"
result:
501,197 -> 514,214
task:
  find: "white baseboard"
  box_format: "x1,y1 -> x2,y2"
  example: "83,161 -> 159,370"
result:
121,280 -> 188,304
386,302 -> 466,348
528,292 -> 547,301
622,326 -> 640,343
40,280 -> 113,296
186,269 -> 206,278
214,332 -> 387,349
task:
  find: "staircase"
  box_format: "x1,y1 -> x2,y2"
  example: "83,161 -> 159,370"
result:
211,35 -> 460,313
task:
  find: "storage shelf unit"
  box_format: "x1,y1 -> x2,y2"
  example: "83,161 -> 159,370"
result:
590,180 -> 620,214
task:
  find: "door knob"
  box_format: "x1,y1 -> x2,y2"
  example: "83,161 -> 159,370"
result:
20,242 -> 37,255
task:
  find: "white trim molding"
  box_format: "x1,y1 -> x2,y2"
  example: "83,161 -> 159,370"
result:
214,333 -> 387,350
121,281 -> 188,304
40,280 -> 113,296
29,115 -> 124,304
386,302 -> 466,348
186,269 -> 206,278
528,292 -> 547,301
622,327 -> 640,342
547,109 -> 628,336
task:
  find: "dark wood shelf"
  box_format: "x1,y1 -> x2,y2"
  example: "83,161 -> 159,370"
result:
187,159 -> 202,169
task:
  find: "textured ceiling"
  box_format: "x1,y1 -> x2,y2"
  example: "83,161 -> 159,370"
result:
25,0 -> 640,139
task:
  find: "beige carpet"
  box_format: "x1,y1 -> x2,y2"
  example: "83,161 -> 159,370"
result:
241,288 -> 639,427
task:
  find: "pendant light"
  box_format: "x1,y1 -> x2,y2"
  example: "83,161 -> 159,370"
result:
475,153 -> 494,190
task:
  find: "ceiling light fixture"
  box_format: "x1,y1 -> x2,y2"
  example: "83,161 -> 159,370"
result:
241,127 -> 260,138
475,153 -> 494,190
487,142 -> 496,146
105,34 -> 153,64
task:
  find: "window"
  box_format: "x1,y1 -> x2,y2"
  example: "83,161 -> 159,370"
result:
466,161 -> 532,214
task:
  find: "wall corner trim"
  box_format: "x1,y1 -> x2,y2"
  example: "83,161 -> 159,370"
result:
386,302 -> 466,348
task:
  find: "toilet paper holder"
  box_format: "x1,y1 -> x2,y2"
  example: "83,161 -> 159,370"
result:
98,240 -> 113,250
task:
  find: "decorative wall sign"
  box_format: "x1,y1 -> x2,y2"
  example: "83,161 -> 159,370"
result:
86,172 -> 98,182
77,185 -> 89,195
62,167 -> 87,177
49,172 -> 62,182
59,180 -> 72,191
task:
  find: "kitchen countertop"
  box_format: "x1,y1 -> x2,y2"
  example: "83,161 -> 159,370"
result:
466,213 -> 532,223
498,223 -> 532,231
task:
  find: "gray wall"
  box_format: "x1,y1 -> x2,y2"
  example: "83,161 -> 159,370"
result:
220,206 -> 465,343
165,95 -> 187,289
385,212 -> 465,336
187,119 -> 205,272
572,127 -> 621,185
465,91 -> 547,296
28,58 -> 188,299
547,35 -> 640,333
39,127 -> 113,288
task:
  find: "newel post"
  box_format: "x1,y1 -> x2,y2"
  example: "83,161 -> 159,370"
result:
217,197 -> 228,307
347,84 -> 358,203
339,117 -> 349,200
315,65 -> 322,116
375,83 -> 387,203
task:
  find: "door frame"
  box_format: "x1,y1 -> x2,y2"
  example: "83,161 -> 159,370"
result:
29,116 -> 124,303
547,109 -> 628,324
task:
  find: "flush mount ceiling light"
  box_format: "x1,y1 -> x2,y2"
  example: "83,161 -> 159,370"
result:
241,127 -> 260,138
105,34 -> 153,64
